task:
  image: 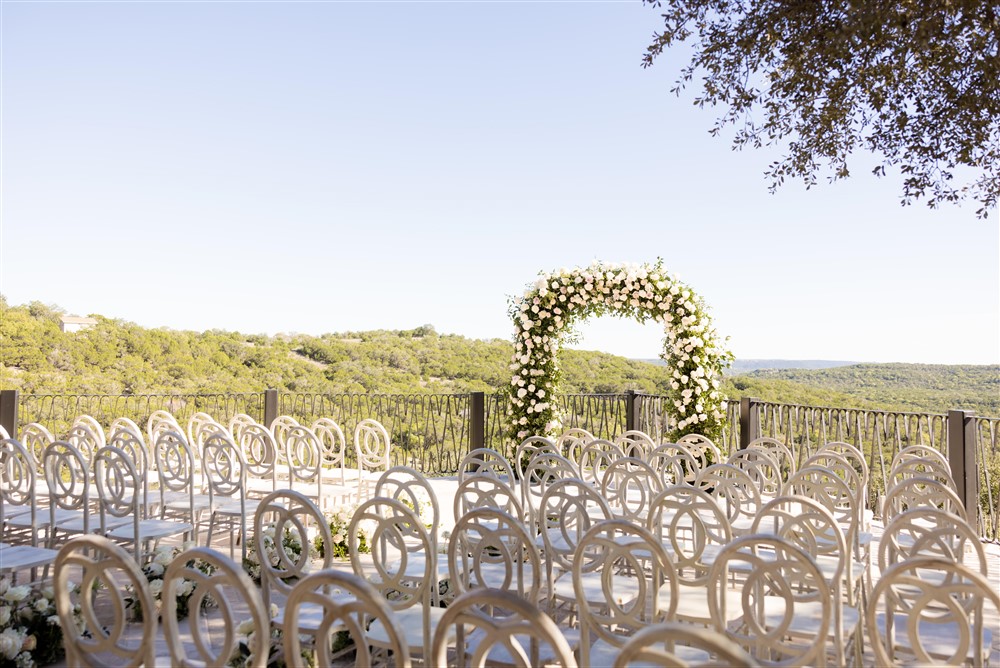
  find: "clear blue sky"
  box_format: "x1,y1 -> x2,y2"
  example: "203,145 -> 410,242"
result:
2,1 -> 997,365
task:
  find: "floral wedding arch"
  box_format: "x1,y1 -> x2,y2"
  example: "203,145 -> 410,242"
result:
506,260 -> 732,442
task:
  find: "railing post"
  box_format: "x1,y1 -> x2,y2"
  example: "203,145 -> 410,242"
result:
470,392 -> 485,452
947,409 -> 979,530
263,389 -> 279,429
739,396 -> 761,449
624,390 -> 638,433
0,389 -> 19,438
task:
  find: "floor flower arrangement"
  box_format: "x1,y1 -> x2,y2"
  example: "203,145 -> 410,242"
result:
0,577 -> 82,668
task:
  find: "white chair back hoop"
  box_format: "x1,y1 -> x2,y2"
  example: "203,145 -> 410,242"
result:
694,463 -> 761,531
268,414 -> 299,466
556,427 -> 595,464
454,476 -> 524,529
311,417 -> 348,470
646,485 -> 732,586
146,409 -> 182,448
374,465 -> 441,539
676,433 -> 722,469
890,444 -> 950,474
187,412 -> 223,450
19,422 -> 54,474
577,440 -> 625,488
284,569 -> 412,668
537,477 -> 613,585
431,587 -> 577,668
55,534 -> 157,668
227,413 -> 259,441
447,507 -> 541,602
599,456 -> 664,523
238,423 -> 278,492
162,546 -> 269,668
107,428 -> 153,494
648,442 -> 701,486
882,476 -> 967,524
202,433 -> 247,500
574,519 -> 679,668
889,456 -> 957,492
751,495 -> 847,580
513,436 -> 560,480
354,418 -> 391,471
0,438 -> 45,546
43,440 -> 91,534
154,429 -> 196,499
457,447 -> 515,485
746,436 -> 796,477
612,622 -> 762,668
109,416 -> 143,441
614,430 -> 657,460
93,444 -> 144,524
520,450 -> 577,526
878,507 -> 987,576
782,465 -> 858,529
72,415 -> 107,448
252,489 -> 334,610
63,422 -> 102,468
867,557 -> 999,667
726,448 -> 783,498
285,424 -> 326,496
707,534 -> 831,668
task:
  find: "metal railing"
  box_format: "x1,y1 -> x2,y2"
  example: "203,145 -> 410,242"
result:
3,388 -> 996,539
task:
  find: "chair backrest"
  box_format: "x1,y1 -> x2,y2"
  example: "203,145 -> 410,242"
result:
599,457 -> 664,523
878,506 -> 987,576
19,422 -> 54,474
284,569 -> 411,668
349,497 -> 434,616
820,441 -> 869,486
448,507 -> 541,602
727,448 -> 782,497
537,477 -> 613,576
578,440 -> 625,488
154,429 -> 196,500
93,445 -> 144,537
187,412 -> 224,450
55,534 -> 157,667
109,416 -> 144,441
646,485 -> 731,586
252,489 -> 333,609
783,465 -> 859,536
311,417 -> 347,469
454,476 -> 523,524
146,410 -> 182,449
694,463 -> 761,527
520,450 -> 577,524
63,422 -> 102,468
374,465 -> 440,540
202,433 -> 247,505
882,476 -> 967,523
354,419 -> 391,472
43,440 -> 90,528
867,557 -> 999,667
430,588 -> 577,668
457,447 -> 515,485
238,423 -> 278,490
513,436 -> 560,481
72,415 -> 107,448
613,622 -> 762,668
747,436 -> 796,477
0,438 -> 38,528
284,425 -> 324,492
648,442 -> 701,486
889,456 -> 957,492
614,430 -> 656,460
890,444 -> 950,475
162,546 -> 269,668
574,520 -> 678,657
708,535 -> 830,667
107,428 -> 153,509
555,427 -> 595,464
676,433 -> 722,469
228,413 -> 259,441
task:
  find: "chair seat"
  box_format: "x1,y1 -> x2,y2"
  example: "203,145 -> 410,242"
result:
874,612 -> 993,662
161,492 -> 213,512
0,544 -> 57,572
588,637 -> 710,667
764,599 -> 861,637
273,597 -> 354,632
56,514 -> 131,534
463,624 -> 580,666
552,569 -> 641,605
106,519 -> 192,542
658,582 -> 744,624
211,499 -> 261,516
8,507 -> 78,528
367,604 -> 453,654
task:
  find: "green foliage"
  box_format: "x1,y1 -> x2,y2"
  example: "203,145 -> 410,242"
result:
642,0 -> 999,217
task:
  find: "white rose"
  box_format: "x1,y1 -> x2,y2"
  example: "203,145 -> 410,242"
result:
3,586 -> 29,603
0,607 -> 10,626
0,628 -> 23,660
146,562 -> 164,577
34,599 -> 49,614
149,580 -> 164,597
236,618 -> 256,635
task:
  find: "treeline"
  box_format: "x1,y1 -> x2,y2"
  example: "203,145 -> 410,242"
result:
1,299 -> 995,416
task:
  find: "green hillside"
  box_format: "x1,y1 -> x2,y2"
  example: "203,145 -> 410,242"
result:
1,299 -> 995,416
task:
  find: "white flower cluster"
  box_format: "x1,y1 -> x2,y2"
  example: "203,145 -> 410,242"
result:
507,260 -> 730,439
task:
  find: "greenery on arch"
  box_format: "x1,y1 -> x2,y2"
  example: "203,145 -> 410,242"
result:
506,260 -> 733,442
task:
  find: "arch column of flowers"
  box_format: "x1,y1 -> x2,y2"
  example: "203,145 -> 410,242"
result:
506,260 -> 732,442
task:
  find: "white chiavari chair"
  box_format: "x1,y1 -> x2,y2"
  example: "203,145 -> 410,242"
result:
820,441 -> 870,511
146,409 -> 182,450
63,422 -> 102,470
889,456 -> 958,493
227,412 -> 259,442
154,429 -> 212,544
312,417 -> 361,497
890,444 -> 951,474
614,430 -> 656,460
520,450 -> 577,532
448,507 -> 541,602
648,442 -> 701,486
44,440 -> 99,544
203,433 -> 257,561
0,439 -> 57,575
676,433 -> 722,470
726,448 -> 783,501
457,447 -> 515,486
556,427 -> 595,465
746,436 -> 796,478
375,466 -> 443,580
599,457 -> 663,524
878,506 -> 987,578
882,476 -> 967,525
355,418 -> 392,501
694,463 -> 761,536
19,422 -> 54,491
577,440 -> 624,489
237,423 -> 278,498
72,415 -> 107,449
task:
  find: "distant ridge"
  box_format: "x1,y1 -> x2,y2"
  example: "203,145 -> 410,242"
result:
635,358 -> 857,373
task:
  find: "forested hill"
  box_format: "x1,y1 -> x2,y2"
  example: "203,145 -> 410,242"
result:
1,300 -> 995,416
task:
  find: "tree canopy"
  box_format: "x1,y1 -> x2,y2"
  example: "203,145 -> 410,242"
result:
642,0 -> 999,218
